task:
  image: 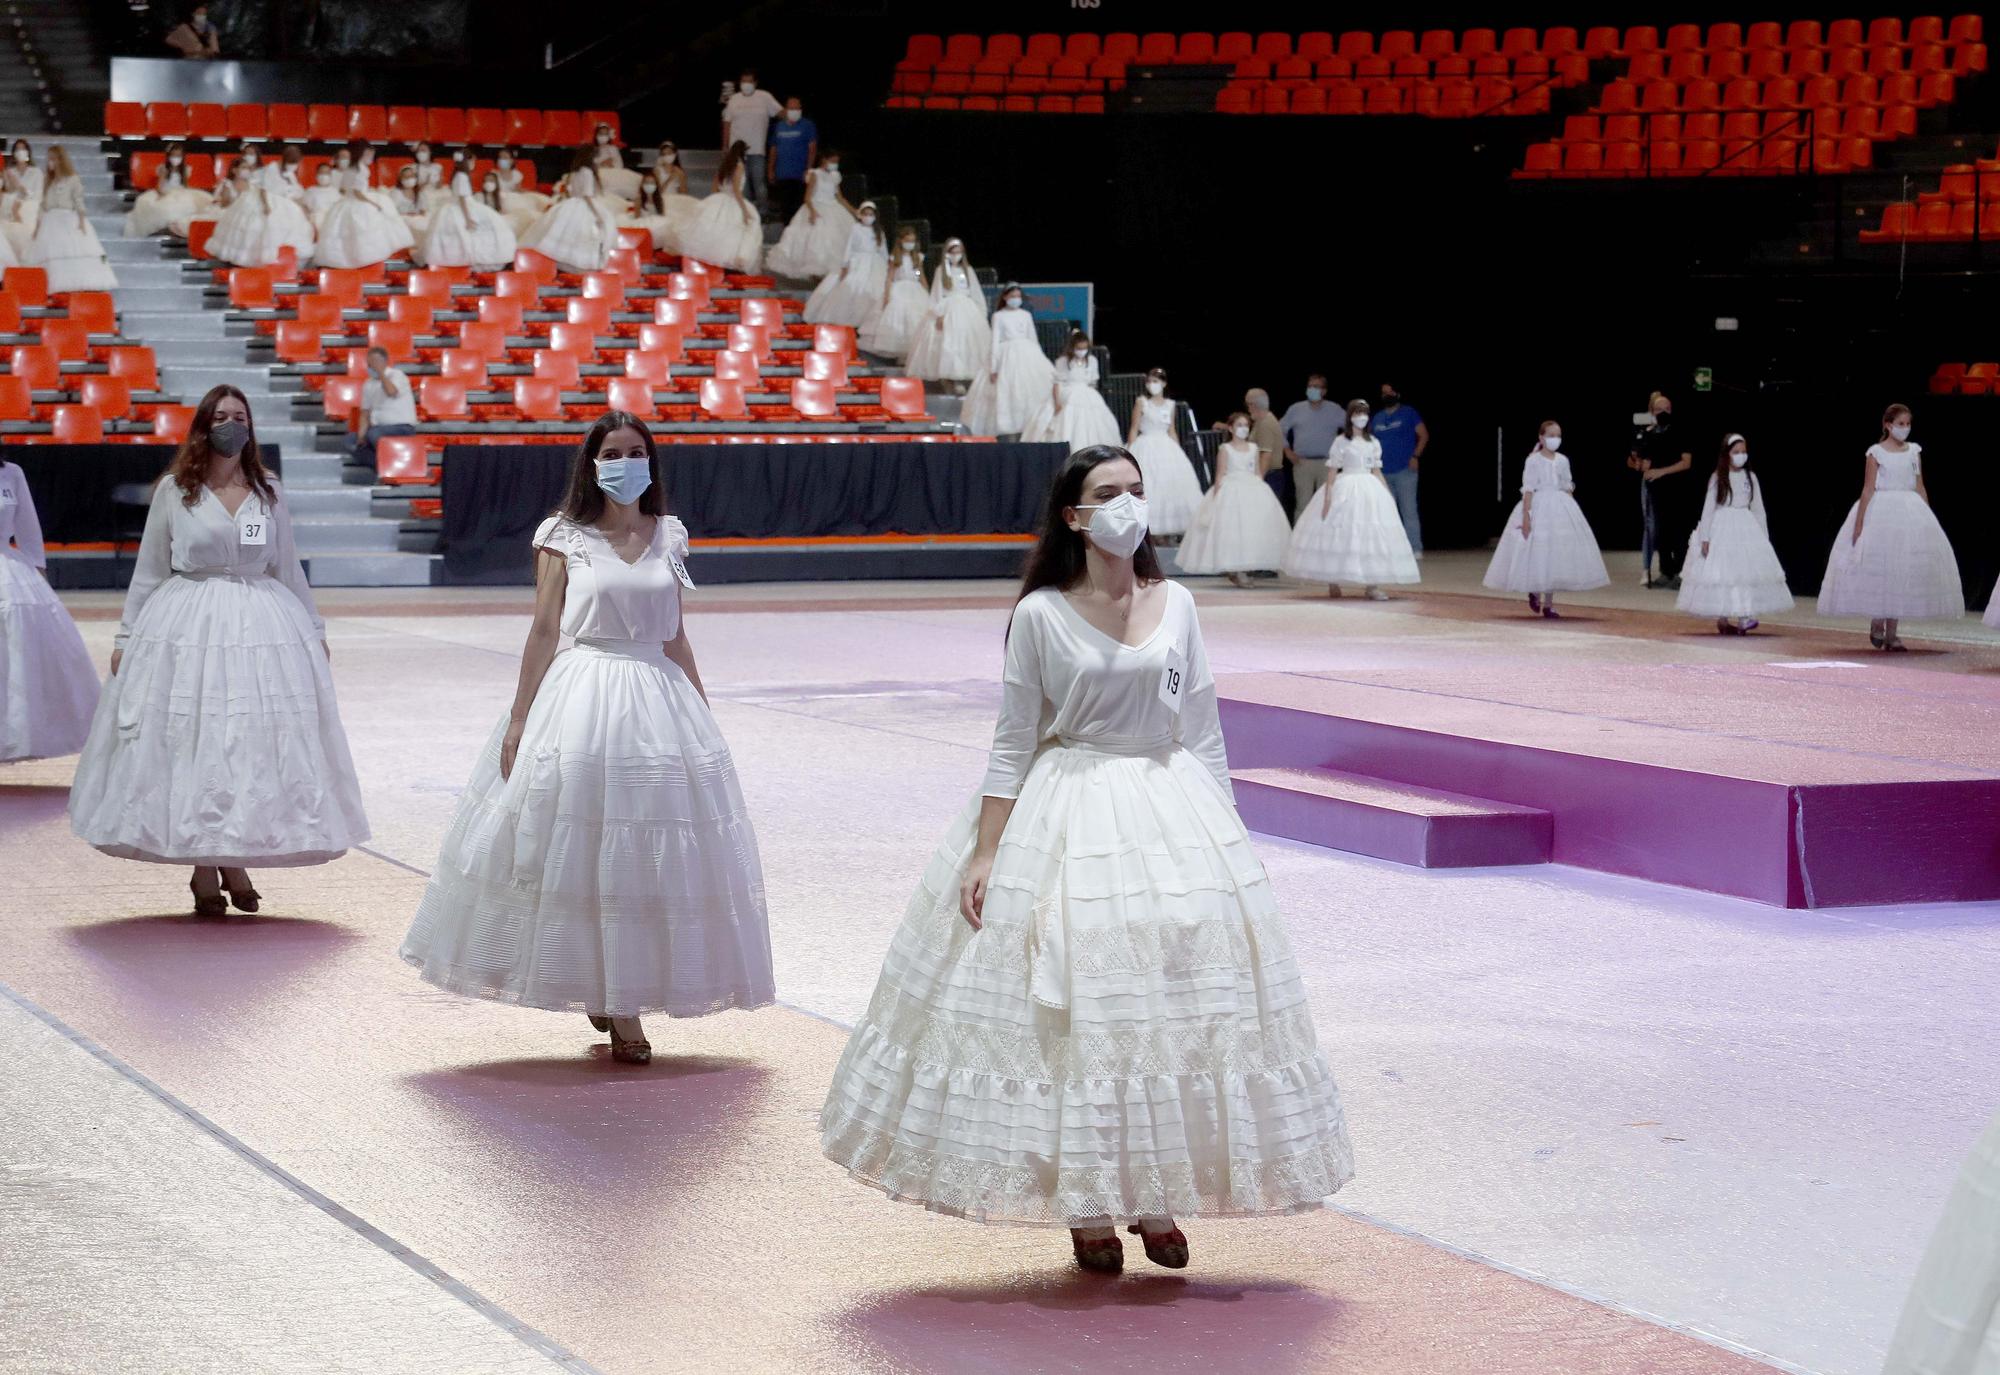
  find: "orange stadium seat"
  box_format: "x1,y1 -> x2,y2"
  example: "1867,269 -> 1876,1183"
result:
0,375 -> 30,420
712,349 -> 760,384
79,375 -> 133,419
606,377 -> 658,418
105,102 -> 146,138
439,349 -> 487,386
513,377 -> 563,421
40,319 -> 90,363
531,349 -> 581,387
9,345 -> 58,390
146,102 -> 189,138
698,378 -> 747,419
188,103 -> 228,139
419,377 -> 468,421
376,434 -> 430,483
4,267 -> 46,307
153,405 -> 195,442
105,347 -> 159,392
427,108 -> 467,143
51,404 -> 105,443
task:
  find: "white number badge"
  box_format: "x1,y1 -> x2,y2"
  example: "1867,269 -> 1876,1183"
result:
1158,643 -> 1186,715
0,484 -> 16,507
238,501 -> 268,546
667,551 -> 696,591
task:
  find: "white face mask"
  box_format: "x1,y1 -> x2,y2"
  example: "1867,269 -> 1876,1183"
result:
168,153 -> 183,164
244,155 -> 258,168
1003,296 -> 1021,309
483,181 -> 499,194
825,162 -> 838,172
1076,492 -> 1149,559
901,240 -> 917,253
739,82 -> 756,94
1730,452 -> 1748,468
13,150 -> 26,163
1889,423 -> 1911,441
498,157 -> 513,169
642,181 -> 658,193
596,133 -> 612,145
1146,381 -> 1164,396
1350,412 -> 1370,429
1543,434 -> 1562,451
946,249 -> 963,261
317,171 -> 333,185
416,150 -> 430,162
594,456 -> 653,505
1073,348 -> 1089,359
786,109 -> 801,123
860,213 -> 875,225
659,151 -> 676,164
1233,425 -> 1250,440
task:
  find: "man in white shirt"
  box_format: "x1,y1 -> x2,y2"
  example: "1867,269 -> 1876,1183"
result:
720,69 -> 783,213
355,346 -> 417,469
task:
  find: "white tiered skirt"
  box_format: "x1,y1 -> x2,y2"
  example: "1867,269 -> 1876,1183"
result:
767,202 -> 855,280
962,335 -> 1053,437
1284,470 -> 1420,586
208,192 -> 316,268
1482,490 -> 1610,593
0,551 -> 99,762
314,197 -> 404,269
860,279 -> 931,360
68,573 -> 369,865
804,253 -> 887,327
1881,1107 -> 2000,1375
1023,382 -> 1121,454
26,210 -> 117,292
1676,507 -> 1794,617
518,200 -> 617,274
420,200 -> 518,271
1128,430 -> 1203,537
821,743 -> 1354,1224
400,639 -> 776,1017
904,294 -> 989,382
125,186 -> 213,239
679,194 -> 764,274
1817,491 -> 1964,620
1177,472 -> 1293,575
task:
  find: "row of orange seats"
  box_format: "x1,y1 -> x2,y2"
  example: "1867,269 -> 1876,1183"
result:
1918,163 -> 2000,202
1617,39 -> 1981,83
0,403 -> 190,444
884,94 -> 1104,114
315,342 -> 869,398
1217,80 -> 1551,117
105,101 -> 620,147
1860,200 -> 2000,240
1594,70 -> 1958,113
1519,134 -> 1873,177
1929,362 -> 2000,393
129,150 -> 544,193
1554,110 -> 1900,144
0,283 -> 116,335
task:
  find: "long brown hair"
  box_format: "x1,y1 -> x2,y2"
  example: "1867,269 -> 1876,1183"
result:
46,145 -> 74,181
1016,445 -> 1163,604
1880,402 -> 1911,442
1712,433 -> 1755,508
169,385 -> 275,508
715,139 -> 749,190
554,410 -> 667,526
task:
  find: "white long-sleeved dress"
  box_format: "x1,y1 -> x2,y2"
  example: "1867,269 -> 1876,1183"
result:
678,164 -> 765,274
860,249 -> 929,360
962,305 -> 1053,436
1675,469 -> 1794,617
804,221 -> 889,326
903,261 -> 990,383
400,514 -> 776,1017
1127,395 -> 1205,537
1284,434 -> 1420,586
1817,444 -> 1964,620
1023,353 -> 1122,454
1,461 -> 99,761
314,167 -> 406,268
27,174 -> 117,291
1482,450 -> 1611,593
821,581 -> 1355,1224
67,479 -> 369,866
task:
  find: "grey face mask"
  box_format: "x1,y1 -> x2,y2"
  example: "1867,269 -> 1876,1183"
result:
208,420 -> 249,457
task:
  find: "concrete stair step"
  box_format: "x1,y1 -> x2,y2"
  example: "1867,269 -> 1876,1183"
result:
152,339 -> 249,366
122,310 -> 227,340
1231,766 -> 1553,869
303,552 -> 436,587
106,285 -> 196,313
284,487 -> 373,516
293,520 -> 404,553
105,237 -> 169,262
278,454 -> 347,484
112,261 -> 196,289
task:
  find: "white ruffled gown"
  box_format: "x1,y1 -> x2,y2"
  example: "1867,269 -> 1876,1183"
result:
68,480 -> 369,866
593,146 -> 639,202
519,168 -> 619,273
1817,444 -> 1964,619
1881,1105 -> 2000,1375
1676,469 -> 1793,618
400,515 -> 775,1017
821,582 -> 1354,1224
124,165 -> 212,238
679,165 -> 764,273
1,462 -> 99,762
209,164 -> 316,268
1177,439 -> 1294,575
1,164 -> 43,258
962,305 -> 1052,436
804,222 -> 888,326
642,168 -> 703,254
1483,450 -> 1611,594
860,251 -> 930,360
1023,354 -> 1122,453
27,175 -> 116,291
420,172 -> 517,271
1128,395 -> 1204,537
904,262 -> 990,382
1284,435 -> 1420,587
767,168 -> 854,280
315,168 -> 406,269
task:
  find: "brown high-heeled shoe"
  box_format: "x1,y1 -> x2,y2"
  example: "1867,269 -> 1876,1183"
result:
607,1016 -> 650,1065
1070,1229 -> 1124,1273
1127,1222 -> 1190,1269
218,870 -> 261,914
189,871 -> 226,919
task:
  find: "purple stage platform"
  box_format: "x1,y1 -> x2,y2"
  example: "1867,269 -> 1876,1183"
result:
1218,661 -> 2000,908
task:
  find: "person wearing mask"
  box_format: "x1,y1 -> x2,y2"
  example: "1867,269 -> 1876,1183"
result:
421,163 -> 516,271
904,236 -> 988,392
1372,383 -> 1429,557
354,346 -> 417,470
27,147 -> 117,292
165,4 -> 220,59
720,71 -> 783,214
766,149 -> 855,281
2,140 -> 45,256
1279,375 -> 1342,519
803,199 -> 887,327
519,152 -> 618,273
588,123 -> 638,201
767,97 -> 819,222
1628,391 -> 1694,589
963,281 -> 1053,438
640,143 -> 700,253
677,140 -> 763,273
124,143 -> 212,238
860,228 -> 927,361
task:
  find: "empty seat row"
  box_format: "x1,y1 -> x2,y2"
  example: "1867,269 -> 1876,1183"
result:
1929,361 -> 2000,393
884,94 -> 1106,114
1619,40 -> 1981,82
1597,71 -> 1957,112
1859,200 -> 2000,240
1218,79 -> 1551,117
105,102 -> 620,147
1518,134 -> 1874,177
0,401 -> 192,444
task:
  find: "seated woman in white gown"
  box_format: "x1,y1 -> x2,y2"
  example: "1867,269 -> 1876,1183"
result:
518,161 -> 618,274
591,124 -> 639,201
421,168 -> 516,271
493,148 -> 549,231
386,165 -> 431,241
300,163 -> 341,224
208,155 -> 316,268
1023,332 -> 1122,454
679,141 -> 764,274
1,140 -> 45,257
316,149 -> 410,268
645,144 -> 702,253
766,152 -> 856,280
125,144 -> 212,238
27,147 -> 118,291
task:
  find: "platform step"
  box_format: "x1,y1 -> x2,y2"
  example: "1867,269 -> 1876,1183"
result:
1232,766 -> 1552,869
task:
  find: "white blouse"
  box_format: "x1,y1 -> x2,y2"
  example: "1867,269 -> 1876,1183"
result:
532,514 -> 692,643
0,461 -> 46,568
1695,470 -> 1767,542
1519,451 -> 1576,495
1054,354 -> 1100,391
41,175 -> 84,218
980,582 -> 1229,801
117,479 -> 323,649
988,306 -> 1037,369
1867,442 -> 1923,492
889,250 -> 924,283
840,222 -> 884,266
931,262 -> 977,300
1215,439 -> 1262,479
808,167 -> 841,204
1329,434 -> 1382,473
1136,395 -> 1174,436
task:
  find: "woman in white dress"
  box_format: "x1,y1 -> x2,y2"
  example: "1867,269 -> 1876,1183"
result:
400,411 -> 775,1064
1023,332 -> 1121,453
124,144 -> 212,238
1676,434 -> 1793,634
1,460 -> 99,763
1881,1105 -> 2000,1375
591,124 -> 639,201
494,148 -> 549,231
803,201 -> 888,326
518,159 -> 618,274
961,282 -> 1051,436
386,165 -> 431,240
1817,404 -> 1963,651
316,153 -> 407,269
860,229 -> 927,360
646,143 -> 701,253
1284,397 -> 1420,599
766,152 -> 856,280
2,140 -> 45,256
679,141 -> 763,274
208,149 -> 316,268
301,163 -> 341,225
821,444 -> 1354,1271
275,147 -> 308,202
1482,420 -> 1611,617
421,168 -> 516,271
68,386 -> 370,916
27,147 -> 116,292
1125,368 -> 1203,538
408,142 -> 445,207
903,237 -> 988,390
1178,412 -> 1294,585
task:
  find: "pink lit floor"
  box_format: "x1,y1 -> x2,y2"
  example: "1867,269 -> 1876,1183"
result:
6,559 -> 1999,1374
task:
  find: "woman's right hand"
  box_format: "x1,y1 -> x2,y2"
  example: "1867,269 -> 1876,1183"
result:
1851,522 -> 1863,546
958,849 -> 995,930
1521,516 -> 1533,539
499,717 -> 526,780
109,648 -> 122,677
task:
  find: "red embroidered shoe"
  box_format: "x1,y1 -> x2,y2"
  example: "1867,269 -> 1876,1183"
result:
1127,1223 -> 1189,1269
1070,1229 -> 1124,1274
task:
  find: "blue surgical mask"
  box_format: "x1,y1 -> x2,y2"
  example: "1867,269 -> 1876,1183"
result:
1306,386 -> 1325,402
595,456 -> 653,505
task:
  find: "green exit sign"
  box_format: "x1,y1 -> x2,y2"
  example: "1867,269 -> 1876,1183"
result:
1694,367 -> 1713,392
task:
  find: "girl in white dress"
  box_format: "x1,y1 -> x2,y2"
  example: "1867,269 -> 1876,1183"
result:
387,165 -> 431,239
209,150 -> 317,268
316,154 -> 406,268
275,147 -> 307,202
821,444 -> 1354,1272
646,143 -> 701,253
1,461 -> 99,762
591,124 -> 639,201
1881,1105 -> 2000,1375
2,140 -> 45,255
1284,398 -> 1420,599
679,141 -> 764,273
69,386 -> 370,916
1125,368 -> 1204,538
962,283 -> 1051,436
1178,411 -> 1295,585
1023,332 -> 1122,453
519,160 -> 618,274
301,163 -> 341,224
803,201 -> 887,326
904,237 -> 988,390
421,168 -> 517,271
124,144 -> 212,238
860,229 -> 927,360
400,411 -> 775,1065
766,152 -> 856,280
1817,404 -> 1964,651
1483,421 -> 1611,617
493,148 -> 549,229
1676,434 -> 1793,634
409,142 -> 445,206
27,147 -> 116,292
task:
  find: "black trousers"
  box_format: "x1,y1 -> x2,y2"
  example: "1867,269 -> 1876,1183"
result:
1650,477 -> 1695,579
772,176 -> 806,222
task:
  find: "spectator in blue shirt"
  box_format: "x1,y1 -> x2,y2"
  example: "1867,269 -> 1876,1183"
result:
768,96 -> 819,223
1372,382 -> 1429,555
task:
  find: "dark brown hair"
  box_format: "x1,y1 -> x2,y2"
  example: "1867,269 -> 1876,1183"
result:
1341,397 -> 1372,441
1712,433 -> 1754,508
716,139 -> 750,189
1016,445 -> 1163,604
1881,402 -> 1912,441
169,385 -> 275,508
553,410 -> 667,525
